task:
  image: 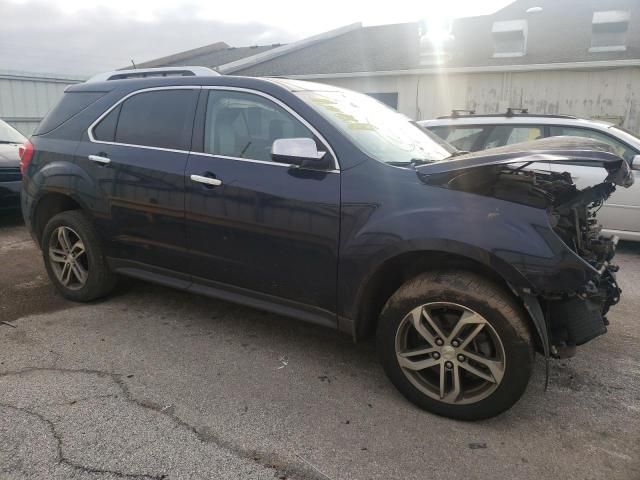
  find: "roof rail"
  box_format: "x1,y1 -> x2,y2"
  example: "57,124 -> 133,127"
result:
505,107 -> 528,117
86,66 -> 220,83
451,109 -> 476,118
437,109 -> 578,120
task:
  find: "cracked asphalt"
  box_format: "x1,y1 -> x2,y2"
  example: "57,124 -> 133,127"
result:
1,211 -> 639,480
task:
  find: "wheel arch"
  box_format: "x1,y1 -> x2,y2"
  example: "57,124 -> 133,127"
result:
26,160 -> 98,246
352,249 -> 539,346
31,192 -> 88,246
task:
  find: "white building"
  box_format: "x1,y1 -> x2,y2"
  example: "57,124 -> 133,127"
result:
0,70 -> 83,136
143,0 -> 640,133
4,0 -> 638,136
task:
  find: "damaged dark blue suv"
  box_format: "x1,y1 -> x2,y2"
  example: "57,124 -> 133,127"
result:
20,67 -> 633,420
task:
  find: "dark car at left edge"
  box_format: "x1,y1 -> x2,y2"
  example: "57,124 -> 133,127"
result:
0,118 -> 26,211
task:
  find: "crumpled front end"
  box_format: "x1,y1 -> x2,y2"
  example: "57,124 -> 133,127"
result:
417,136 -> 633,358
545,176 -> 622,356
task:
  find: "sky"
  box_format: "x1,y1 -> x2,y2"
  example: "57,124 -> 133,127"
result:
0,0 -> 512,77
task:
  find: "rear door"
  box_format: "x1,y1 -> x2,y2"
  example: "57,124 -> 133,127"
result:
185,88 -> 340,316
74,87 -> 199,274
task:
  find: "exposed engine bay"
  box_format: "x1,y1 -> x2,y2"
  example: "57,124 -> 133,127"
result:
491,166 -> 622,356
416,137 -> 634,359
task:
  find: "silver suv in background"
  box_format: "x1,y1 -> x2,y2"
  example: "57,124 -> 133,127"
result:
419,110 -> 640,241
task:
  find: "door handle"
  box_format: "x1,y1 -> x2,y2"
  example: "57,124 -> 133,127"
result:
190,174 -> 222,187
88,154 -> 111,165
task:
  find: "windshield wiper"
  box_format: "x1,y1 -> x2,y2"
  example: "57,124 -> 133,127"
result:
387,158 -> 433,168
0,140 -> 20,145
447,150 -> 470,158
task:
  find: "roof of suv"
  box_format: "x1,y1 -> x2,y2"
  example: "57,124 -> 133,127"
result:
418,112 -> 640,151
419,114 -> 617,129
68,74 -> 341,94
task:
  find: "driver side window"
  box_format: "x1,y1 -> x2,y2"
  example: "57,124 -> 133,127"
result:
204,90 -> 315,162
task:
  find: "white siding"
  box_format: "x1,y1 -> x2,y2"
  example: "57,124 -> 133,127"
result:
313,67 -> 640,134
0,71 -> 83,136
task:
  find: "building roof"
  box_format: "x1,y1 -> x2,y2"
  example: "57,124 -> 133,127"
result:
231,23 -> 420,76
143,0 -> 640,77
134,42 -> 281,70
231,0 -> 640,76
0,69 -> 85,83
451,0 -> 640,68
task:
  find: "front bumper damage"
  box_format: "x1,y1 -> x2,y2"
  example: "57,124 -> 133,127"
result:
417,136 -> 633,368
546,237 -> 621,358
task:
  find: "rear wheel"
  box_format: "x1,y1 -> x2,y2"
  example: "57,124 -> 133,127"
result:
377,270 -> 534,420
42,210 -> 116,302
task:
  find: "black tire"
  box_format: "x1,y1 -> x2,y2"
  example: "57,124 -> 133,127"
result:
41,210 -> 117,302
377,270 -> 534,421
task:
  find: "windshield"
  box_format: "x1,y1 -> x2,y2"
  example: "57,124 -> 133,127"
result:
0,120 -> 26,144
296,89 -> 455,165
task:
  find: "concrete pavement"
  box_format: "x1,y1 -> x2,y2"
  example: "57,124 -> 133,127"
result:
1,214 -> 639,480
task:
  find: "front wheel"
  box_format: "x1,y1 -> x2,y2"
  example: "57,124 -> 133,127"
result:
377,270 -> 534,420
42,210 -> 117,302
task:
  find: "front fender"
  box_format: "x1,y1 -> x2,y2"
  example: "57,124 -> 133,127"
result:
338,190 -> 593,323
359,236 -> 534,293
338,211 -> 557,356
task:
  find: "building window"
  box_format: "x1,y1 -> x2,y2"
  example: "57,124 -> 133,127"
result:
366,93 -> 398,110
492,20 -> 527,57
590,11 -> 630,52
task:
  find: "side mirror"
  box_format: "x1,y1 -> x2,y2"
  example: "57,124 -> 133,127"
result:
632,155 -> 640,171
271,138 -> 329,169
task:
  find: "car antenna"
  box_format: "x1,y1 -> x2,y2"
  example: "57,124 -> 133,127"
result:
130,59 -> 137,69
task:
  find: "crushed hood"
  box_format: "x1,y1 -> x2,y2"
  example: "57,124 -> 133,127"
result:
416,136 -> 634,188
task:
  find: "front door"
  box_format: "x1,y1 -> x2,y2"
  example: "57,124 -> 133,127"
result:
185,88 -> 340,315
75,87 -> 199,273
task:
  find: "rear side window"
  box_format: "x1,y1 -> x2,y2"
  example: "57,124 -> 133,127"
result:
92,104 -> 120,142
93,89 -> 198,150
484,125 -> 544,149
34,92 -> 106,135
430,126 -> 487,151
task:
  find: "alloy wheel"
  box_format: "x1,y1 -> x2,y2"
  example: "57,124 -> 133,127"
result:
48,226 -> 88,291
395,302 -> 506,405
